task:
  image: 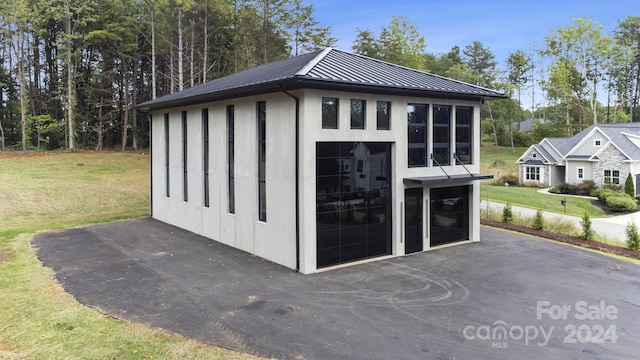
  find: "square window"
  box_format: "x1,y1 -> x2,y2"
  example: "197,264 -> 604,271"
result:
322,97 -> 338,129
376,101 -> 390,130
351,99 -> 365,129
532,153 -> 537,158
595,139 -> 602,147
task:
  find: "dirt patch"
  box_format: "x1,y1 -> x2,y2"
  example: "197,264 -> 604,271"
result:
481,219 -> 640,261
0,248 -> 16,264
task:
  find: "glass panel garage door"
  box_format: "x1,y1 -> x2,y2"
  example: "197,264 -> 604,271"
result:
430,185 -> 470,246
316,142 -> 392,268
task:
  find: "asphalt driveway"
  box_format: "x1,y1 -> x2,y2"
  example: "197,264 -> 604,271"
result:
33,218 -> 640,360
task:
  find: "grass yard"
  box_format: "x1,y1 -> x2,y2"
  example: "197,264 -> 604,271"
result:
0,151 -> 257,360
479,145 -> 605,218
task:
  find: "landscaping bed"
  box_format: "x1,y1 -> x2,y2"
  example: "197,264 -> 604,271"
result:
481,218 -> 640,261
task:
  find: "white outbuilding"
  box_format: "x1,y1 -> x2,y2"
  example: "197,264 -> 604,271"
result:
138,48 -> 505,274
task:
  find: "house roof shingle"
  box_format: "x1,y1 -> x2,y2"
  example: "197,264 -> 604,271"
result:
138,48 -> 506,111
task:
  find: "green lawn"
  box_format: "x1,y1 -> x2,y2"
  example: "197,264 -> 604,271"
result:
479,145 -> 605,218
0,151 -> 257,360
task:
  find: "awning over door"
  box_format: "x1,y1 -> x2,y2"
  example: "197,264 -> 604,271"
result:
403,173 -> 493,186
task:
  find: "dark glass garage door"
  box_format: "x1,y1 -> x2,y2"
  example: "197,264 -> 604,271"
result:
316,142 -> 392,268
430,185 -> 470,246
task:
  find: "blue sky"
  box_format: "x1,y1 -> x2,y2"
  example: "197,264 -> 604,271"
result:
313,0 -> 640,67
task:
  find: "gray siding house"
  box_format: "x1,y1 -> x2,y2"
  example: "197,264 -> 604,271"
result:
517,123 -> 640,192
138,48 -> 505,274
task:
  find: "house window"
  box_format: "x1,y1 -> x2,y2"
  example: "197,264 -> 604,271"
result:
182,111 -> 188,202
407,103 -> 428,167
604,170 -> 620,185
376,101 -> 390,130
202,108 -> 209,208
164,113 -> 170,197
350,99 -> 365,129
322,97 -> 338,129
577,167 -> 584,180
227,105 -> 235,214
532,153 -> 537,158
257,101 -> 267,222
595,139 -> 602,147
455,106 -> 473,165
525,166 -> 540,181
433,105 -> 451,166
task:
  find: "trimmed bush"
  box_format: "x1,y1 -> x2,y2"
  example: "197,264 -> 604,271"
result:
577,180 -> 597,195
532,209 -> 544,230
606,196 -> 637,212
502,203 -> 513,224
625,173 -> 635,198
626,222 -> 640,250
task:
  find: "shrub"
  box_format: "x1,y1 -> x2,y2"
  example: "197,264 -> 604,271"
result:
494,173 -> 519,186
579,211 -> 595,240
605,195 -> 637,212
502,203 -> 513,224
577,180 -> 597,196
625,173 -> 635,198
549,185 -> 562,194
532,209 -> 544,230
626,222 -> 640,250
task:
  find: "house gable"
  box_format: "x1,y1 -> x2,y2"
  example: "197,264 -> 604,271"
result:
566,127 -> 610,158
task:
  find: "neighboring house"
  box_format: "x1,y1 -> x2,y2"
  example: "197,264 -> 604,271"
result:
511,118 -> 546,132
517,123 -> 640,192
137,48 -> 505,274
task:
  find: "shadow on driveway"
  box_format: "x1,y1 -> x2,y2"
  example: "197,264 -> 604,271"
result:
33,218 -> 640,360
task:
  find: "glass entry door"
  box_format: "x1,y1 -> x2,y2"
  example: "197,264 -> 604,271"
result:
404,188 -> 423,254
430,186 -> 470,246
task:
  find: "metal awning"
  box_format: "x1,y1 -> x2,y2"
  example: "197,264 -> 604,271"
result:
403,173 -> 493,185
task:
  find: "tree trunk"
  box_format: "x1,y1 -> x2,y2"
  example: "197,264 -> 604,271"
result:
202,2 -> 208,83
150,1 -> 157,99
66,0 -> 74,151
178,6 -> 184,91
96,93 -> 104,151
132,58 -> 138,150
121,62 -> 129,152
0,118 -> 5,151
190,19 -> 195,88
487,102 -> 499,155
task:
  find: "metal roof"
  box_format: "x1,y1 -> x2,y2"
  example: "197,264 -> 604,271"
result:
138,48 -> 506,111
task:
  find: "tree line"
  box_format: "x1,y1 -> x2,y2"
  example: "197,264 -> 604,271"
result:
0,1 -> 638,152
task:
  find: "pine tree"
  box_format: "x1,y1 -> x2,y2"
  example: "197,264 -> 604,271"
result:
625,172 -> 635,198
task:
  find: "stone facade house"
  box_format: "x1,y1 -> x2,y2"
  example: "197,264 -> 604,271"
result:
517,123 -> 640,192
138,48 -> 505,274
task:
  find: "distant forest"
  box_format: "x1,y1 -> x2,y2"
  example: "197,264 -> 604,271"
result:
0,0 -> 638,151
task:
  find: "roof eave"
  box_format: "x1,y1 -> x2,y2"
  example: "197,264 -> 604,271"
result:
138,78 -> 505,112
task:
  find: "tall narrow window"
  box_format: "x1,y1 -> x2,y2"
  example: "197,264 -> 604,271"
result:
227,105 -> 235,214
407,103 -> 428,167
182,111 -> 188,202
322,97 -> 338,129
455,106 -> 473,164
376,101 -> 390,130
350,99 -> 365,129
433,105 -> 451,166
202,108 -> 209,208
257,101 -> 267,222
164,113 -> 170,197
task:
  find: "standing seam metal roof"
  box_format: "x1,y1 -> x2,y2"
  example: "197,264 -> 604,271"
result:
138,48 -> 506,111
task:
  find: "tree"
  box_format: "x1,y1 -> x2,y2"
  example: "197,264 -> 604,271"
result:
462,40 -> 497,87
532,209 -> 544,230
352,15 -> 425,70
502,203 -> 513,224
543,17 -> 613,125
579,211 -> 595,240
507,50 -> 533,109
627,221 -> 640,250
614,15 -> 640,122
286,0 -> 335,56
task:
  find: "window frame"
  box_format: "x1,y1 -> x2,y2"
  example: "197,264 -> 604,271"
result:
227,105 -> 235,214
164,113 -> 170,197
594,139 -> 602,147
376,101 -> 391,130
432,105 -> 451,166
322,97 -> 338,129
577,167 -> 584,180
525,166 -> 541,181
455,106 -> 473,165
407,103 -> 428,167
182,111 -> 188,202
604,169 -> 620,185
202,108 -> 210,208
350,99 -> 366,129
257,101 -> 267,222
